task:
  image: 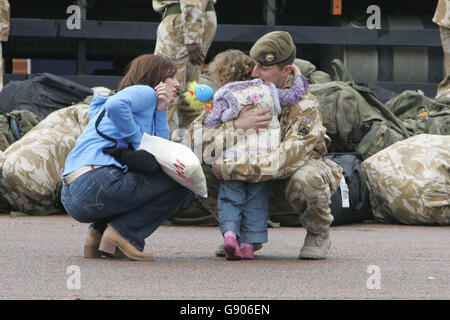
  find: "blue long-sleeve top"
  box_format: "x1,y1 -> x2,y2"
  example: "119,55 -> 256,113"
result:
63,85 -> 169,176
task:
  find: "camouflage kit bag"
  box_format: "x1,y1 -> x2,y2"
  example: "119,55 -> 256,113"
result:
361,134 -> 450,225
311,59 -> 410,159
385,89 -> 449,120
0,104 -> 89,215
356,120 -> 405,159
309,81 -> 408,158
293,58 -> 332,84
0,87 -> 113,216
309,81 -> 385,154
384,90 -> 450,136
0,109 -> 40,151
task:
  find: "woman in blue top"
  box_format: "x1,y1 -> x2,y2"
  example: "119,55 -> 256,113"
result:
61,54 -> 191,261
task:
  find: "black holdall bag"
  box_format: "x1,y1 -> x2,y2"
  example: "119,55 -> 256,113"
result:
95,108 -> 160,175
0,73 -> 93,120
325,152 -> 373,225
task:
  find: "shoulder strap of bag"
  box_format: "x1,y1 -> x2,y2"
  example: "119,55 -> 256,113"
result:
95,108 -> 118,147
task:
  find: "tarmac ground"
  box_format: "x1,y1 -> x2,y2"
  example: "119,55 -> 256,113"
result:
0,214 -> 449,301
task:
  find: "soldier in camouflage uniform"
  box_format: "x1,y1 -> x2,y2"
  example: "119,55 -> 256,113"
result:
186,32 -> 343,259
434,0 -> 450,99
0,0 -> 10,91
153,0 -> 217,133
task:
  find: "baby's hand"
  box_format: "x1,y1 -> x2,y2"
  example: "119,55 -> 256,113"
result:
292,64 -> 302,76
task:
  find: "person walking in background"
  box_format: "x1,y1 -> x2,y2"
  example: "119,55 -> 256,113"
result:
153,0 -> 217,133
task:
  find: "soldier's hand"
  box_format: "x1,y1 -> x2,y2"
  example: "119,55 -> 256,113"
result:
234,105 -> 272,132
186,43 -> 205,65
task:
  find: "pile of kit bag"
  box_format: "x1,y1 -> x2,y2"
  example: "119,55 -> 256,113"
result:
0,61 -> 448,227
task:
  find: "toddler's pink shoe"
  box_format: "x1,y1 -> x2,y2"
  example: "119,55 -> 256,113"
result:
240,245 -> 254,260
224,236 -> 242,260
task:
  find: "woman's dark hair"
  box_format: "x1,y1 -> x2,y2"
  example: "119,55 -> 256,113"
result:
118,54 -> 177,91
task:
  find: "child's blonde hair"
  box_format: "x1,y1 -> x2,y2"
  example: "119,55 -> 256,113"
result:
209,50 -> 255,87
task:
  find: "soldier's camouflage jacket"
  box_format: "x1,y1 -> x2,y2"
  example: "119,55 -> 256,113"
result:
153,0 -> 217,45
434,0 -> 450,28
185,74 -> 331,183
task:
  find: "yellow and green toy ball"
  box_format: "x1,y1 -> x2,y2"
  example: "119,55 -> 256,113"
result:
184,81 -> 215,111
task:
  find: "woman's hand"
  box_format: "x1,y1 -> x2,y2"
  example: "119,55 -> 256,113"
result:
155,82 -> 172,111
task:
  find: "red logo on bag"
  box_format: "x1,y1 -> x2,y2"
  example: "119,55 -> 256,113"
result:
174,159 -> 186,178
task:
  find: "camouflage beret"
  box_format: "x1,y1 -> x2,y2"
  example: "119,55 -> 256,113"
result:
250,31 -> 297,66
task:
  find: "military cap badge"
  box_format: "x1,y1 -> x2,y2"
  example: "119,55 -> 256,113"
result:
264,53 -> 275,63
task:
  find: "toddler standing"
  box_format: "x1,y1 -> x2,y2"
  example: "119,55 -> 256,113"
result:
206,50 -> 308,260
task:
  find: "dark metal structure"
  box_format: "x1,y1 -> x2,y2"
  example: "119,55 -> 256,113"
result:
4,0 -> 442,96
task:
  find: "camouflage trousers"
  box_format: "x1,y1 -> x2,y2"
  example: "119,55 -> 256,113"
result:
198,157 -> 343,235
282,157 -> 342,234
154,11 -> 217,133
436,26 -> 450,99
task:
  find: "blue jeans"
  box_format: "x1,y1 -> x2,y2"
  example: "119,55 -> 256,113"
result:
218,180 -> 270,244
61,166 -> 192,251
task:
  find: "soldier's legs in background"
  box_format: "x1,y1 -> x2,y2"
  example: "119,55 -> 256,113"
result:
178,11 -> 217,129
178,11 -> 217,128
177,60 -> 201,129
436,26 -> 450,99
154,14 -> 187,133
154,12 -> 217,134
